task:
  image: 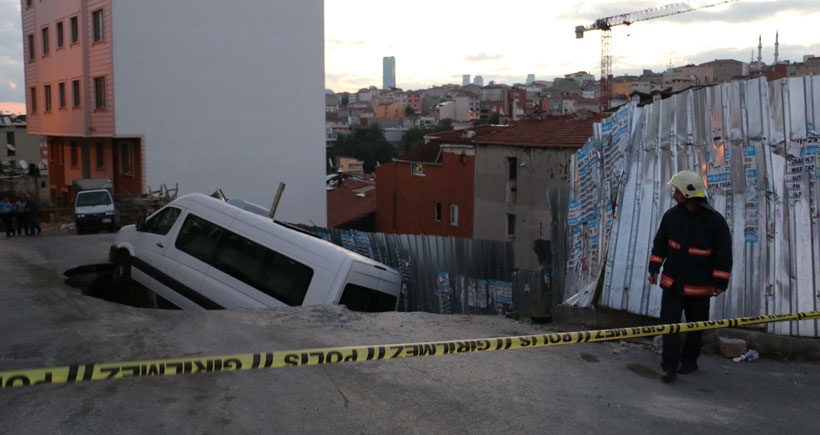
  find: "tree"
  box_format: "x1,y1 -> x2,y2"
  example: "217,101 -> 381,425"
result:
404,105 -> 416,116
396,120 -> 456,154
329,124 -> 395,174
399,127 -> 426,153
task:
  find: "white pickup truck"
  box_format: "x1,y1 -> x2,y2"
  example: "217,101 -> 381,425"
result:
73,178 -> 118,234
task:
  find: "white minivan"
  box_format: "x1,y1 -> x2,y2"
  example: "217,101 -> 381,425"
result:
109,193 -> 401,311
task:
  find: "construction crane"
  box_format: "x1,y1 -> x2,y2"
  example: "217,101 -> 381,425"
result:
576,1 -> 738,110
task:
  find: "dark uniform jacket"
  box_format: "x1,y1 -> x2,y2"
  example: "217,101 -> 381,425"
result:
648,200 -> 733,297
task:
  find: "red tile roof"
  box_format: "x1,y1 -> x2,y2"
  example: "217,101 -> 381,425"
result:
327,178 -> 377,228
472,115 -> 600,148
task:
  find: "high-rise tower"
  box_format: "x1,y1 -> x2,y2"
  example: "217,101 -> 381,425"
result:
383,56 -> 396,90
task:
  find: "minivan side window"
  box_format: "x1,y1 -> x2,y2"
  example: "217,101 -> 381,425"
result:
340,283 -> 397,312
142,207 -> 181,235
175,214 -> 314,306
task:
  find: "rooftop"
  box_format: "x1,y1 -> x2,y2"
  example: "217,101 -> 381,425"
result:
326,177 -> 377,228
472,115 -> 601,148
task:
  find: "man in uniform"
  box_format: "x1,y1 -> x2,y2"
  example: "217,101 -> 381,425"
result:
647,170 -> 733,383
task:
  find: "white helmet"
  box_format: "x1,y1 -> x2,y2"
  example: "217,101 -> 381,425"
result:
668,170 -> 707,199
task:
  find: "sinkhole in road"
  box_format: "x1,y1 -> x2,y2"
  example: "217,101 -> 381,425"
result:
63,264 -> 177,309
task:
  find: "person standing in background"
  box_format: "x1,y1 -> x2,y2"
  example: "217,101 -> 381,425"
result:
13,196 -> 29,236
26,194 -> 41,235
0,197 -> 13,237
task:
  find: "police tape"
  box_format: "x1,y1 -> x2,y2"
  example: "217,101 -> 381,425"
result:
2,310 -> 819,389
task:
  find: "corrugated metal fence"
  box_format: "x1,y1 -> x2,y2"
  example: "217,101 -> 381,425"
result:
298,226 -> 549,318
566,75 -> 820,338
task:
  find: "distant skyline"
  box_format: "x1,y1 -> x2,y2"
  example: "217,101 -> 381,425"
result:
2,0 -> 820,112
325,0 -> 820,92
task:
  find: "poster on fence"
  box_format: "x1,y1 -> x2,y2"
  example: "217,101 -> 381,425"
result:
398,252 -> 414,312
315,231 -> 333,243
353,231 -> 374,259
477,279 -> 488,309
340,232 -> 356,253
436,270 -> 452,314
743,144 -> 760,243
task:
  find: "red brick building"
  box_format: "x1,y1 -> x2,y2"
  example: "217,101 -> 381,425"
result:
376,125 -> 505,237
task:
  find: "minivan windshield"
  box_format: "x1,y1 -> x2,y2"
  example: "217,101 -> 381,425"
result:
76,191 -> 112,207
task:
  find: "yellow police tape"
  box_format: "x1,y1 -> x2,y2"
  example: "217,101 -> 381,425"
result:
2,310 -> 819,389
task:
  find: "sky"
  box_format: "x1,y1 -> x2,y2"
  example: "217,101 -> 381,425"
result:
1,0 -> 819,113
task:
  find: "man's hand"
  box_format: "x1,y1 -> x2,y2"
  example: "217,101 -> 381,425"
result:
712,287 -> 724,297
648,272 -> 658,285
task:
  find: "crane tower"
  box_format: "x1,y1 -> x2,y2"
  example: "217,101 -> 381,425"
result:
576,1 -> 738,110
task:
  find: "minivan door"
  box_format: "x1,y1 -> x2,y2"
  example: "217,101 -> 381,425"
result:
132,206 -> 182,283
132,206 -> 206,309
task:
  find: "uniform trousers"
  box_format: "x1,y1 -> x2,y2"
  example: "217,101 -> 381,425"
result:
660,288 -> 711,371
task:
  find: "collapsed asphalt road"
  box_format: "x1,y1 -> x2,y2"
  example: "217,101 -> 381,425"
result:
1,230 -> 819,434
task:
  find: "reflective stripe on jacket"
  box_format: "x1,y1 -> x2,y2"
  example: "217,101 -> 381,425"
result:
647,200 -> 733,296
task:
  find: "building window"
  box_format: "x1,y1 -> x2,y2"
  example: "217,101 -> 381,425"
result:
26,0 -> 32,7
56,21 -> 64,48
72,80 -> 80,107
27,34 -> 34,60
411,162 -> 425,176
434,201 -> 441,222
44,85 -> 52,112
94,76 -> 106,109
30,87 -> 36,113
96,142 -> 104,169
449,204 -> 459,226
121,142 -> 134,176
49,143 -> 56,163
507,157 -> 518,191
6,132 -> 15,158
70,141 -> 78,167
92,9 -> 104,42
58,82 -> 66,108
41,27 -> 49,56
70,17 -> 78,44
506,214 -> 516,238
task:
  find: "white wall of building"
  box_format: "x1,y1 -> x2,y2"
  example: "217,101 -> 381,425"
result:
110,0 -> 326,226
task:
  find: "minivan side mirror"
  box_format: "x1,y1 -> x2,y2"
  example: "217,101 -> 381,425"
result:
135,215 -> 146,231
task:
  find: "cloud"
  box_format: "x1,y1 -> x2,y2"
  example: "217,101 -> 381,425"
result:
325,72 -> 378,92
326,39 -> 366,50
464,53 -> 504,63
563,0 -> 818,27
0,102 -> 25,116
671,0 -> 819,24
